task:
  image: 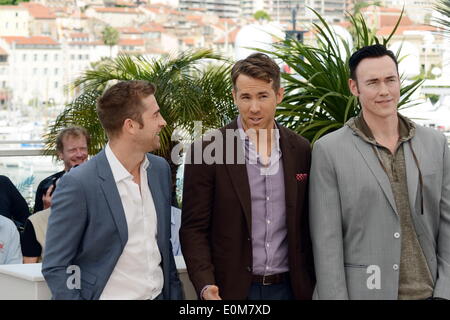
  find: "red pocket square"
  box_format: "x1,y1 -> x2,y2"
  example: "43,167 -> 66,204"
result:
296,173 -> 308,182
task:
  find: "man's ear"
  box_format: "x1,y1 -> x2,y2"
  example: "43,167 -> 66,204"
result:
232,89 -> 237,104
276,87 -> 284,104
348,78 -> 359,97
122,118 -> 134,135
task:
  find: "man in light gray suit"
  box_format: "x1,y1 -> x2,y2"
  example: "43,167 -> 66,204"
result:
42,80 -> 183,300
309,44 -> 450,300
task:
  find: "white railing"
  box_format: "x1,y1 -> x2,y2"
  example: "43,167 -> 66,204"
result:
0,140 -> 45,157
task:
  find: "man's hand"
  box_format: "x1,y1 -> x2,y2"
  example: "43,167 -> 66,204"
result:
202,285 -> 222,300
42,185 -> 54,210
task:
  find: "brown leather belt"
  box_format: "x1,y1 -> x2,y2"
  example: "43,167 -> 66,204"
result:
252,272 -> 289,286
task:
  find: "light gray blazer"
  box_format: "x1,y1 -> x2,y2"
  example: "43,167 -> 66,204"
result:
42,150 -> 183,300
309,123 -> 450,300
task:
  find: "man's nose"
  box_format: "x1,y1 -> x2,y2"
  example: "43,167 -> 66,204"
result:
160,115 -> 167,128
379,82 -> 389,95
249,100 -> 260,113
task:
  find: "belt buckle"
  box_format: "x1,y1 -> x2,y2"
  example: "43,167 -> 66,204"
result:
262,274 -> 272,286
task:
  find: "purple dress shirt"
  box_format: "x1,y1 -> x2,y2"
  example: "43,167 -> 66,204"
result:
237,116 -> 289,276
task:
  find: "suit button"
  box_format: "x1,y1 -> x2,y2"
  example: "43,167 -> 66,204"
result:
393,264 -> 399,271
394,232 -> 400,239
247,237 -> 251,241
247,266 -> 252,272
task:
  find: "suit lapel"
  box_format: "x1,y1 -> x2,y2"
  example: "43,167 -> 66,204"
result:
97,150 -> 128,248
279,126 -> 297,221
224,120 -> 252,234
404,140 -> 419,213
146,158 -> 164,250
352,134 -> 399,216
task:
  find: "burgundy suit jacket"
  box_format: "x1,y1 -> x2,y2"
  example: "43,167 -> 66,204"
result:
180,119 -> 315,299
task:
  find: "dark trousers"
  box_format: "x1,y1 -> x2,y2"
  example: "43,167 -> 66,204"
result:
247,280 -> 295,300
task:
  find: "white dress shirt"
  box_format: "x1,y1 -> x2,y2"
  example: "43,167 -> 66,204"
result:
100,144 -> 163,300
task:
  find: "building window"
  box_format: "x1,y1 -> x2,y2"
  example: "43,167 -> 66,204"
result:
54,82 -> 58,88
22,54 -> 26,61
44,68 -> 48,75
54,54 -> 58,60
44,54 -> 48,61
33,68 -> 37,75
78,54 -> 82,60
71,54 -> 75,60
34,54 -> 37,61
54,68 -> 58,75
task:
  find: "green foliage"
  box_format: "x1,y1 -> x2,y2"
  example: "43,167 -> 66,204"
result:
434,0 -> 450,33
352,0 -> 381,15
44,49 -> 237,161
101,25 -> 120,53
15,176 -> 35,194
425,93 -> 440,105
0,0 -> 29,5
260,9 -> 422,144
254,10 -> 271,21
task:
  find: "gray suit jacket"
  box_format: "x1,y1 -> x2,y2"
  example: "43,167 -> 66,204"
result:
309,123 -> 450,299
42,150 -> 183,300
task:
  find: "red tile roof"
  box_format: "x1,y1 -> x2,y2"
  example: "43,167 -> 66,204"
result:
70,33 -> 89,38
20,2 -> 56,19
379,15 -> 414,27
140,23 -> 165,33
95,7 -> 140,14
186,15 -> 203,22
1,36 -> 59,45
183,38 -> 195,45
0,5 -> 27,10
119,39 -> 145,46
376,25 -> 438,36
118,27 -> 144,34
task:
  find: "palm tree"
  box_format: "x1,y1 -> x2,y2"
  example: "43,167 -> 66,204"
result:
434,0 -> 450,33
258,9 -> 422,143
101,25 -> 120,58
44,49 -> 237,201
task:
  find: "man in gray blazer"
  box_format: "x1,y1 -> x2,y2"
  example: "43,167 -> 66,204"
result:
309,44 -> 450,300
42,80 -> 183,300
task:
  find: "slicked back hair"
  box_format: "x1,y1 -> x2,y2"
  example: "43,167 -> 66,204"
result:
349,44 -> 398,81
97,80 -> 156,138
231,53 -> 281,92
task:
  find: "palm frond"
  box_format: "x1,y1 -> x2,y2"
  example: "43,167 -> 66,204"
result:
259,8 -> 422,144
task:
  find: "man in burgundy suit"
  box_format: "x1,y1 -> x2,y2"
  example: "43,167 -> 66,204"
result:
180,53 -> 315,300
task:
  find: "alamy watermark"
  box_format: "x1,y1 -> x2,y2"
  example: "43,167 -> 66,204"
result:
66,265 -> 81,290
170,121 -> 280,175
366,265 -> 381,290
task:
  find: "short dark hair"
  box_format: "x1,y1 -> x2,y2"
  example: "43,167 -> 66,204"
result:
231,53 -> 281,92
349,44 -> 398,81
97,80 -> 156,138
56,126 -> 90,153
